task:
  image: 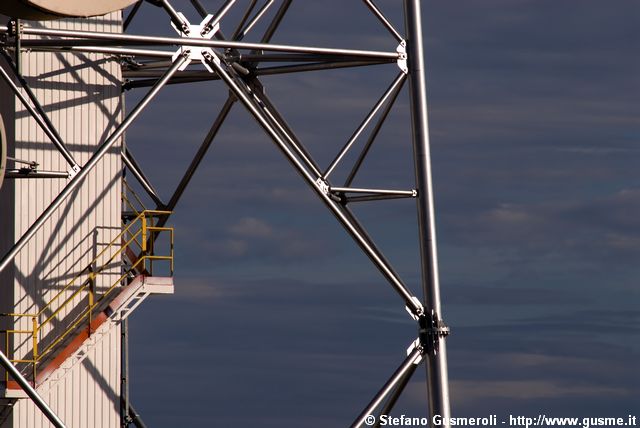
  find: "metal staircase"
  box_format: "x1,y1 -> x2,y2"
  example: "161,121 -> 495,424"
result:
0,209 -> 174,398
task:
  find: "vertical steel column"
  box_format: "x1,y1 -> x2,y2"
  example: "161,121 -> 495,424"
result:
403,0 -> 451,423
121,316 -> 130,427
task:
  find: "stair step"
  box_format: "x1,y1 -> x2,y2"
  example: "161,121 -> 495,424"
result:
0,384 -> 26,399
1,275 -> 173,397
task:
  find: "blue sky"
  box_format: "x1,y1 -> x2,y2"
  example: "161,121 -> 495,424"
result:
120,1 -> 639,426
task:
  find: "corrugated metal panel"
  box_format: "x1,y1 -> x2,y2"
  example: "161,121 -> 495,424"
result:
10,326 -> 121,428
2,12 -> 123,428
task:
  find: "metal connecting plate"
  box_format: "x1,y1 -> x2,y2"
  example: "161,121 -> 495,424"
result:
0,1 -> 451,426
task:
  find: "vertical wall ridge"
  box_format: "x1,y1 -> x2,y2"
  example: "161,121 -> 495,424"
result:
1,11 -> 124,428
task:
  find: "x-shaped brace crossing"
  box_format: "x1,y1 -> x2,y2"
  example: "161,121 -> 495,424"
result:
0,1 -> 451,426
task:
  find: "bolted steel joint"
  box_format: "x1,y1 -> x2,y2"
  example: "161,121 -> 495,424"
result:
418,310 -> 450,355
201,23 -> 215,37
328,189 -> 348,204
202,50 -> 213,61
396,40 -> 408,74
406,338 -> 426,365
315,178 -> 330,195
8,19 -> 23,37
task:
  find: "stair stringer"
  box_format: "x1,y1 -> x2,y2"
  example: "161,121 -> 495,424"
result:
36,275 -> 173,394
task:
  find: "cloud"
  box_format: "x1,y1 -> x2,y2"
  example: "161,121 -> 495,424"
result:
441,187 -> 640,270
172,276 -> 245,300
229,216 -> 274,238
447,380 -> 631,405
118,0 -> 640,426
188,215 -> 333,263
203,237 -> 249,257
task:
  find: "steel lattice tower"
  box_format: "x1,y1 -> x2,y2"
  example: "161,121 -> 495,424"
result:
0,1 -> 451,426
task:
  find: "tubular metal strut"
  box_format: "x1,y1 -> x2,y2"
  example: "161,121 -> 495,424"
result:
0,1 -> 450,425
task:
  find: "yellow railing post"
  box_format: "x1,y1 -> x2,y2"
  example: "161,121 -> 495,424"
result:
171,229 -> 174,275
88,272 -> 95,336
141,214 -> 147,254
3,332 -> 8,383
32,316 -> 38,384
0,210 -> 175,375
149,214 -> 155,275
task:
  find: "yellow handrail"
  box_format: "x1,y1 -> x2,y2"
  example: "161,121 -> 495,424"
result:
38,211 -> 153,317
122,178 -> 147,216
1,210 -> 173,384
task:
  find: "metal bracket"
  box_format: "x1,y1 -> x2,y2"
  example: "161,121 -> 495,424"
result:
8,18 -> 23,73
171,13 -> 219,71
405,295 -> 424,320
200,18 -> 218,38
121,57 -> 144,70
418,309 -> 450,355
68,164 -> 80,179
201,50 -> 221,74
406,338 -> 425,365
396,41 -> 407,74
317,179 -> 346,203
315,178 -> 330,195
7,19 -> 23,38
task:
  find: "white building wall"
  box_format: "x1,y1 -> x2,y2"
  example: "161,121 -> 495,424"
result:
0,12 -> 123,428
11,326 -> 121,428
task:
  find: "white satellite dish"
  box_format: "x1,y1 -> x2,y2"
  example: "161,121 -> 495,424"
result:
0,0 -> 138,20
